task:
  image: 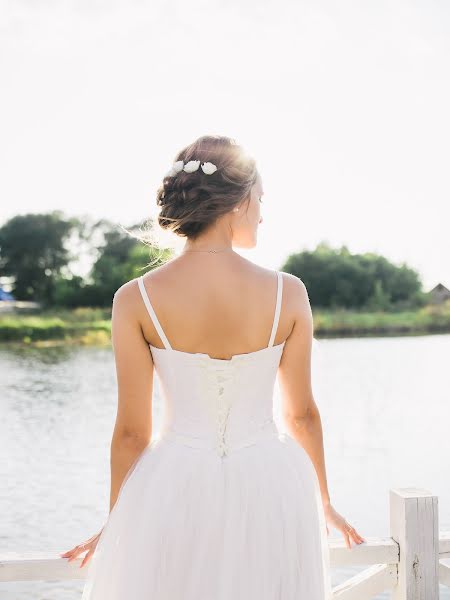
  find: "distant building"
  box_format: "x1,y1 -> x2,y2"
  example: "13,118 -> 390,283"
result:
0,287 -> 15,301
428,283 -> 450,304
0,285 -> 41,313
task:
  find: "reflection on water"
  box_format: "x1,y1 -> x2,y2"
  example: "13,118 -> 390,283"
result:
1,334 -> 449,599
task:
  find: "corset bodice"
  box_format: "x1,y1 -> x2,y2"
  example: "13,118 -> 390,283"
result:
150,341 -> 285,457
137,270 -> 285,458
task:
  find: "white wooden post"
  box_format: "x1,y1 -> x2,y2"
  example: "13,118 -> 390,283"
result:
390,488 -> 439,599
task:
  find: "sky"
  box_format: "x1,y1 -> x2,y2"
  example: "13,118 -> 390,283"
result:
1,0 -> 449,290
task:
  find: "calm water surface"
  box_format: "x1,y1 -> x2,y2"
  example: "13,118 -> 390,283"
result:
1,334 -> 449,599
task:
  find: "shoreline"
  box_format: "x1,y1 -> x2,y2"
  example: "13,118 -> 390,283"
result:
0,304 -> 449,346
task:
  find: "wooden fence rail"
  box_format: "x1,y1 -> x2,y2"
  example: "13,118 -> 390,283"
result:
0,488 -> 448,599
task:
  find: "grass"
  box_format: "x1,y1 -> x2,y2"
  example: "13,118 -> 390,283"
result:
313,301 -> 450,337
0,302 -> 449,346
0,307 -> 112,345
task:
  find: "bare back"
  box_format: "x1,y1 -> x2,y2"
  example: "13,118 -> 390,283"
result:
137,253 -> 293,360
111,250 -> 316,459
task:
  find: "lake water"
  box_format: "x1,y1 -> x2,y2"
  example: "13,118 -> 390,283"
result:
1,333 -> 449,599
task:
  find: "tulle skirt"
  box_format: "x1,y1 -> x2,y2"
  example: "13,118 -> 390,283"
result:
81,432 -> 331,599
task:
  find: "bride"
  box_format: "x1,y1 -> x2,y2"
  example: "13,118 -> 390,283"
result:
61,135 -> 365,599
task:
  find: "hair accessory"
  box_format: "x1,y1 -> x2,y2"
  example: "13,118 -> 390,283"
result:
165,160 -> 218,177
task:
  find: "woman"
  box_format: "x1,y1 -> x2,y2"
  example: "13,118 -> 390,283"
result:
61,135 -> 365,599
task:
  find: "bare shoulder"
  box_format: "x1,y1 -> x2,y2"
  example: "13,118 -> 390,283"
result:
278,271 -> 312,319
243,261 -> 311,310
112,276 -> 146,316
112,264 -> 172,319
113,278 -> 135,302
280,270 -> 309,295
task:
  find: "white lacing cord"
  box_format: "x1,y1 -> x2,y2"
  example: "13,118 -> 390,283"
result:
199,360 -> 238,457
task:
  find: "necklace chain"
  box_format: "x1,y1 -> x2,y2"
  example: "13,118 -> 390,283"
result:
182,248 -> 233,254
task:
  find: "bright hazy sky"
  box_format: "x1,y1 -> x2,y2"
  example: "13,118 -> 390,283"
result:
1,1 -> 449,289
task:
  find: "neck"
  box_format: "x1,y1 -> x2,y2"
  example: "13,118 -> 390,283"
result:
182,236 -> 233,253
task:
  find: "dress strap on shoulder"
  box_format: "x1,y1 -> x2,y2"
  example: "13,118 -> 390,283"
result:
267,270 -> 283,347
137,276 -> 173,350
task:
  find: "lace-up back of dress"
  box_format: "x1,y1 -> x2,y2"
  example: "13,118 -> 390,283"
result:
137,270 -> 285,458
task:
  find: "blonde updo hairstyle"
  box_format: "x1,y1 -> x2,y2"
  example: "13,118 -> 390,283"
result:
156,135 -> 258,240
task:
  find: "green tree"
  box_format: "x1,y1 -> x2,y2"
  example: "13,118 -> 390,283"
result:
366,279 -> 392,311
282,242 -> 423,310
82,220 -> 172,306
53,274 -> 87,308
0,211 -> 77,304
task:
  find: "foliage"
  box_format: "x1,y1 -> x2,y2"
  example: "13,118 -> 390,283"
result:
312,299 -> 450,336
79,220 -> 173,306
0,213 -> 173,307
282,242 -> 426,310
0,314 -> 111,342
0,214 -> 437,313
0,211 -> 78,304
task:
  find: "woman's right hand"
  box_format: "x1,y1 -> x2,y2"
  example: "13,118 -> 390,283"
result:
323,503 -> 366,548
60,527 -> 104,569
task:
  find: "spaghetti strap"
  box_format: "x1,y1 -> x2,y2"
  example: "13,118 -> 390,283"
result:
267,271 -> 283,347
137,276 -> 173,350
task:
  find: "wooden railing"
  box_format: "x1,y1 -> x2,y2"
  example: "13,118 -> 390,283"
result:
1,488 -> 449,599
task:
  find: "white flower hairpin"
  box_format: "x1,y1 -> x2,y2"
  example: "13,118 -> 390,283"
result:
165,160 -> 218,177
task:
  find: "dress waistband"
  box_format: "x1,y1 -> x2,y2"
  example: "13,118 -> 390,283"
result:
158,418 -> 279,458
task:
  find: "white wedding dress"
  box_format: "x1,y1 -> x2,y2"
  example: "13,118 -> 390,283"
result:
81,270 -> 331,599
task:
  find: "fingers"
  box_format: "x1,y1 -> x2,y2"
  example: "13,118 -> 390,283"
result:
342,522 -> 366,547
80,548 -> 94,569
344,531 -> 351,549
60,547 -> 76,560
60,544 -> 88,562
347,524 -> 366,545
60,531 -> 102,568
351,527 -> 366,544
